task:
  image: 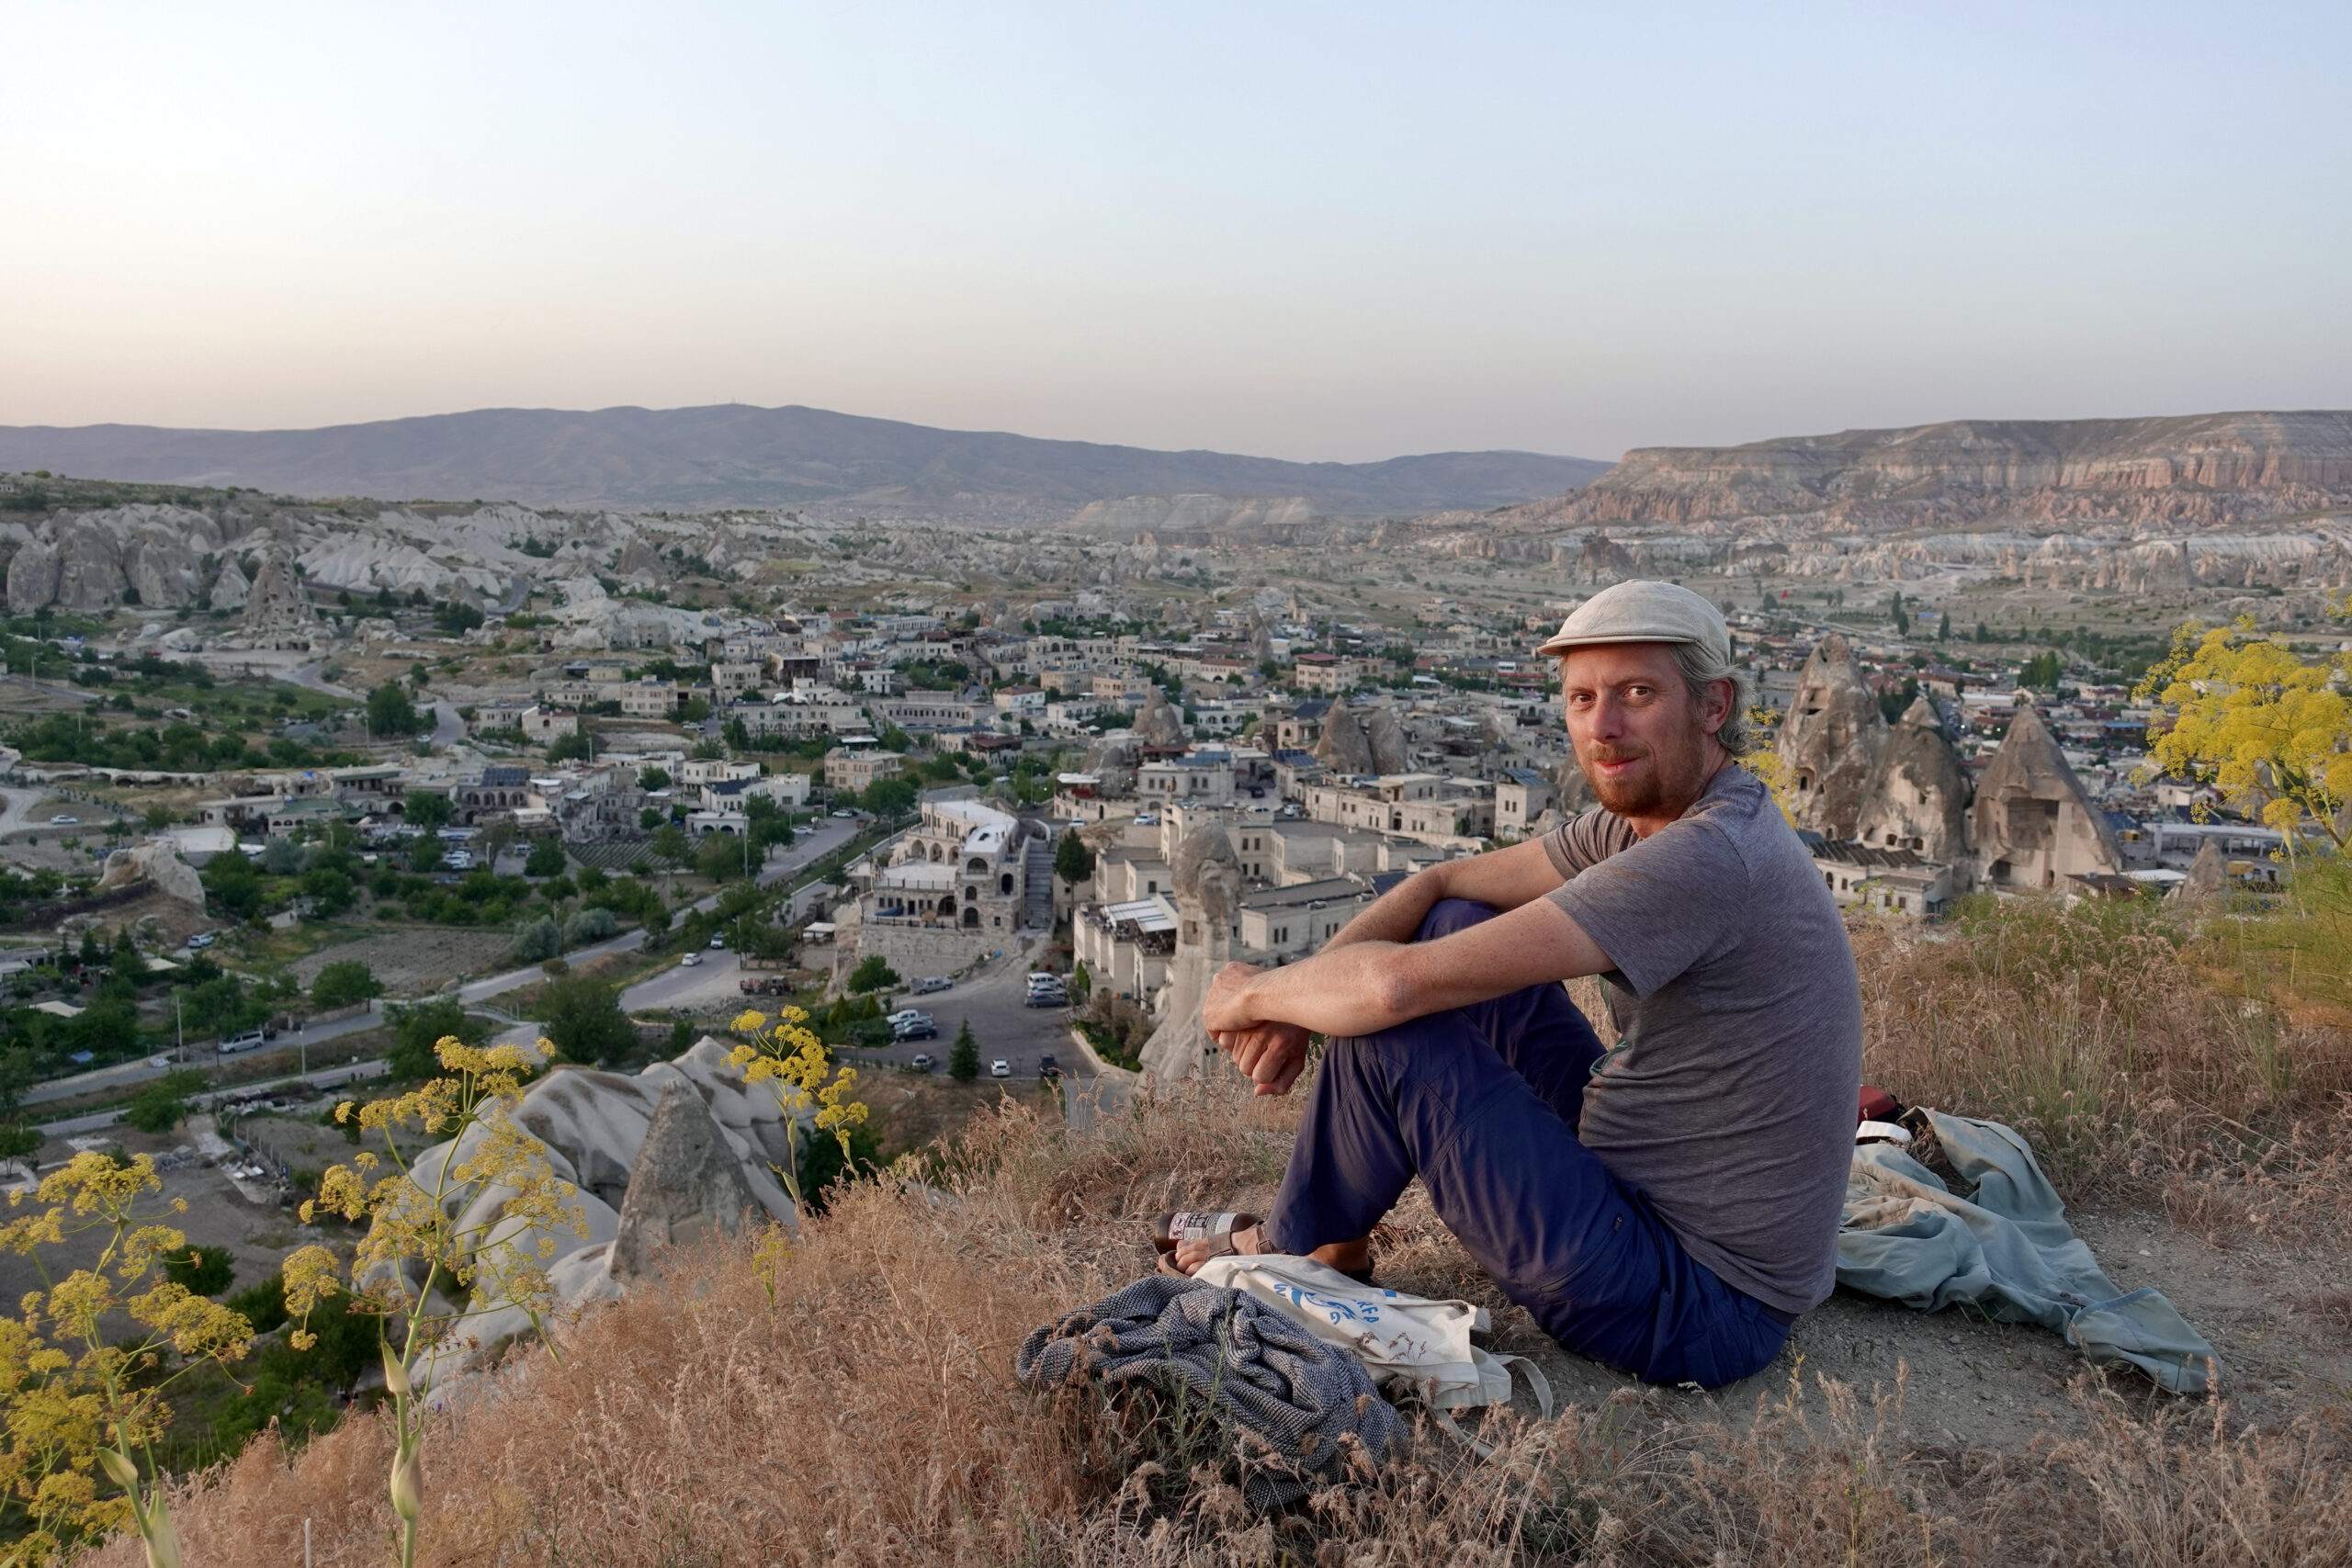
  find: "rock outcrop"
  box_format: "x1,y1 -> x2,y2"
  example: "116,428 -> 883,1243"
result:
1853,698 -> 1973,866
207,557 -> 251,611
1576,412 -> 2352,531
6,505 -> 226,612
1132,685 -> 1186,747
608,1079 -> 765,1280
1776,635 -> 1886,840
94,842 -> 206,908
236,529 -> 320,650
1139,822 -> 1244,1084
1969,707 -> 2122,891
1362,705 -> 1409,775
1312,703 -> 1375,775
2177,839 -> 2226,901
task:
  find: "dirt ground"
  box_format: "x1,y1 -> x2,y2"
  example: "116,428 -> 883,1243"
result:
1181,1173 -> 2352,1455
288,927 -> 519,993
0,1121 -> 322,1316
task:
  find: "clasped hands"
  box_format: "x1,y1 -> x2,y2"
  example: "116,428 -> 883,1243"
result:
1204,961 -> 1310,1097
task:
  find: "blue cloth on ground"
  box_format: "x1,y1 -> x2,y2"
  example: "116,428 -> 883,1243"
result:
1837,1110 -> 2222,1394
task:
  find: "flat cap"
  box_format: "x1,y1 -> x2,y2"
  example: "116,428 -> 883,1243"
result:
1533,579 -> 1730,664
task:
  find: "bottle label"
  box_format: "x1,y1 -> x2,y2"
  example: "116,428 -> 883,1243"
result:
1170,1211 -> 1236,1242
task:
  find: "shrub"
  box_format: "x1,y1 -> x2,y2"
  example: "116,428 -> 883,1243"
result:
512,916 -> 562,964
524,838 -> 567,877
537,973 -> 634,1066
846,954 -> 899,994
162,1243 -> 234,1297
562,907 -> 618,945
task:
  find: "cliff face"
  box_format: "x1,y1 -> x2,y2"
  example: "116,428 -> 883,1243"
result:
1576,412 -> 2352,529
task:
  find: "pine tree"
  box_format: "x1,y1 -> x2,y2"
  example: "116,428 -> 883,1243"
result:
948,1019 -> 979,1081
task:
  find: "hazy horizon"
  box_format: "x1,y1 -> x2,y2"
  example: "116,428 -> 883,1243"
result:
5,2 -> 2346,465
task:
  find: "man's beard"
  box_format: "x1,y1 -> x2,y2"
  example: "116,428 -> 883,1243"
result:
1578,735 -> 1708,819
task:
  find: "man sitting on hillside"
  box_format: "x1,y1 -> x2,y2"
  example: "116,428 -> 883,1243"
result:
1170,581 -> 1861,1389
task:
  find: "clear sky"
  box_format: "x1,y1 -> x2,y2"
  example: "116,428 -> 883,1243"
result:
3,1 -> 2346,463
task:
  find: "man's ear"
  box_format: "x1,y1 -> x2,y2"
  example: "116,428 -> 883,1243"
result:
1700,677 -> 1735,736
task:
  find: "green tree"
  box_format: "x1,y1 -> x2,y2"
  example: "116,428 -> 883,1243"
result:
537,973 -> 636,1066
948,1018 -> 978,1081
1053,829 -> 1094,886
547,731 -> 594,762
385,998 -> 483,1081
402,790 -> 453,831
162,1243 -> 235,1297
124,1069 -> 209,1134
524,837 -> 568,877
0,1046 -> 44,1163
845,954 -> 899,994
696,832 -> 749,882
649,824 -> 692,867
202,852 -> 264,919
368,682 -> 423,737
2019,650 -> 2064,689
310,958 -> 382,1010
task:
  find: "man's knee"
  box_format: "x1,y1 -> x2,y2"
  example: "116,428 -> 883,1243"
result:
1417,897 -> 1499,942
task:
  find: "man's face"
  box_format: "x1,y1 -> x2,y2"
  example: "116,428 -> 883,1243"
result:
1559,643 -> 1726,819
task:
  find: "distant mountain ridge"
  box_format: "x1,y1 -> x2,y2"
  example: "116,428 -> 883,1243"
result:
1574,411 -> 2352,530
0,403 -> 1609,523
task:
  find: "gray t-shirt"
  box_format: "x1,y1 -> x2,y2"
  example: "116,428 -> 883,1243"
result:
1542,765 -> 1860,1314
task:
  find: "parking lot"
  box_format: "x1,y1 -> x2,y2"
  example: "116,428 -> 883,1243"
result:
835,950 -> 1088,1084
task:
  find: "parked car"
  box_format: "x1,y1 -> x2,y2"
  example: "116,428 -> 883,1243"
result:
218,1030 -> 268,1055
910,976 -> 951,995
910,1053 -> 934,1072
1037,1053 -> 1060,1080
49,815 -> 75,826
989,1059 -> 1012,1078
885,1008 -> 929,1027
1024,986 -> 1066,1009
709,935 -> 727,949
893,1017 -> 938,1042
678,953 -> 702,967
185,932 -> 215,950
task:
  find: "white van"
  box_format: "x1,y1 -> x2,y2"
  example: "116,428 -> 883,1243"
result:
219,1030 -> 268,1055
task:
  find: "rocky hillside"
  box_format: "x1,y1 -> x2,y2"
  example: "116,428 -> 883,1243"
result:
0,404 -> 1606,522
1575,411 -> 2352,531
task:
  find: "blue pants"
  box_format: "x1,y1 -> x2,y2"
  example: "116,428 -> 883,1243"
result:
1264,899 -> 1792,1388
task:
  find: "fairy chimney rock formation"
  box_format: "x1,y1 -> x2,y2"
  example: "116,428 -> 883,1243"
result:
1362,705 -> 1409,775
1777,634 -> 1887,840
2177,838 -> 2226,900
608,1078 -> 764,1280
1133,685 -> 1186,746
1138,822 -> 1244,1084
1853,697 -> 1973,867
1311,702 -> 1376,775
1969,706 -> 2123,891
238,529 -> 321,651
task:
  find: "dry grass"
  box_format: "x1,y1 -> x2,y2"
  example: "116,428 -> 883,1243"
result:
1849,896 -> 2352,1249
80,1050 -> 2352,1568
50,891 -> 2352,1564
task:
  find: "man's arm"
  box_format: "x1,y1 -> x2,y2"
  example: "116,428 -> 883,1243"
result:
1317,835 -> 1567,953
1205,895 -> 1611,1044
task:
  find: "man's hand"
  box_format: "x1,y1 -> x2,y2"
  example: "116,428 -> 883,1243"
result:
1204,961 -> 1312,1096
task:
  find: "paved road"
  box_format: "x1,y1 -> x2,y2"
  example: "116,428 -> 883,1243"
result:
40,1056 -> 394,1138
431,700 -> 465,747
452,819 -> 857,1007
23,1002 -> 390,1106
287,660 -> 359,699
621,946 -> 749,1013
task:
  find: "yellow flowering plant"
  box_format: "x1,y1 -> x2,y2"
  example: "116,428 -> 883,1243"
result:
2139,615 -> 2352,853
279,1036 -> 583,1568
727,1008 -> 869,1211
0,1152 -> 255,1568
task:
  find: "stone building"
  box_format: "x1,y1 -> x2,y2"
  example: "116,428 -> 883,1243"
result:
1968,706 -> 2122,891
842,791 -> 1035,973
1852,697 -> 1973,866
1777,634 -> 1886,840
